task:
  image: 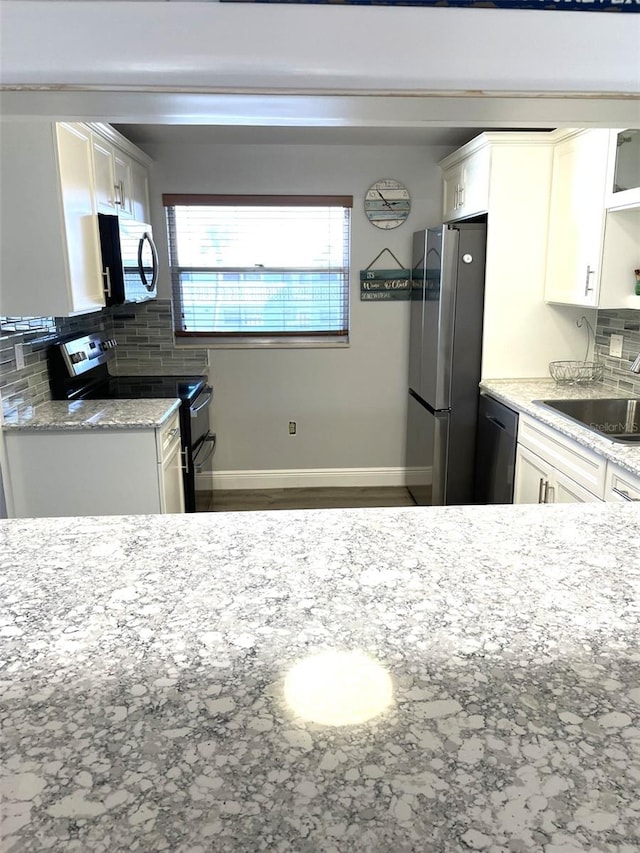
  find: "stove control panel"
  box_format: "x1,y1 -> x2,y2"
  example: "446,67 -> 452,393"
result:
59,334 -> 116,378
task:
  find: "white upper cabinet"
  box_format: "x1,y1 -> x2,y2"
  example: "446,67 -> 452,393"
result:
441,145 -> 490,222
544,130 -> 609,308
0,121 -> 105,317
440,132 -> 596,380
129,158 -> 151,222
606,129 -> 640,210
544,129 -> 640,310
0,121 -> 153,318
90,126 -> 151,222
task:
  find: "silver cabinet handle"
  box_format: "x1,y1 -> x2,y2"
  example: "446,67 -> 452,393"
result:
584,265 -> 595,295
612,487 -> 640,502
458,185 -> 465,208
538,477 -> 545,504
168,427 -> 179,440
103,266 -> 112,298
181,448 -> 190,475
114,183 -> 121,205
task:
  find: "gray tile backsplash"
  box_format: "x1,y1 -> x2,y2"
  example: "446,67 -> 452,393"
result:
1,299 -> 207,416
4,302 -> 638,418
595,309 -> 640,396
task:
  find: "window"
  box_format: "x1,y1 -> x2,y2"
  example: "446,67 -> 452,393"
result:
163,194 -> 352,345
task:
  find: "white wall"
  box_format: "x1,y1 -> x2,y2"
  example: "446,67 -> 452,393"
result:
145,140 -> 448,478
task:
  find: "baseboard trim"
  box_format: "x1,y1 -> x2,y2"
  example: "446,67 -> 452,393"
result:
196,466 -> 432,491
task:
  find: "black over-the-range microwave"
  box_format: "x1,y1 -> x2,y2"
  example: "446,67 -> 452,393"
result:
97,213 -> 159,306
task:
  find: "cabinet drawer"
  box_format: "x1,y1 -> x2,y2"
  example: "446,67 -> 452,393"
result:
517,414 -> 606,499
158,413 -> 181,461
605,463 -> 640,502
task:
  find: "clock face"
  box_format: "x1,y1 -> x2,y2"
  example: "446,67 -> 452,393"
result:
364,179 -> 411,230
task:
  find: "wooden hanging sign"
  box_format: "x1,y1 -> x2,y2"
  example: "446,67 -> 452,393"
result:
360,249 -> 411,302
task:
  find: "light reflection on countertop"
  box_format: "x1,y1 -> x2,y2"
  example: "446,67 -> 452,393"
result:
284,650 -> 393,726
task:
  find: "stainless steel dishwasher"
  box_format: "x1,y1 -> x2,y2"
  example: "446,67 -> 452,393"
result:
473,393 -> 519,504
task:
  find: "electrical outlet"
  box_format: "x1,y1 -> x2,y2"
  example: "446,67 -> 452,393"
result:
289,421 -> 297,435
609,334 -> 624,358
14,343 -> 25,370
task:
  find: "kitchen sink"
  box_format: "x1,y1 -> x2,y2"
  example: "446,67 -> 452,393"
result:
534,398 -> 640,443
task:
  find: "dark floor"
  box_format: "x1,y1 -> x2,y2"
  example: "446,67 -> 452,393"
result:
196,486 -> 419,512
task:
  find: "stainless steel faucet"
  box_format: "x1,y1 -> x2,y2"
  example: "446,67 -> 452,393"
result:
631,354 -> 640,374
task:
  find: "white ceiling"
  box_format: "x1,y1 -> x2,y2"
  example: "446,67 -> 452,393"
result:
110,123 -> 488,148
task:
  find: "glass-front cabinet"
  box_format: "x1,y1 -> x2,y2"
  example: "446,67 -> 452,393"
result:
606,129 -> 640,210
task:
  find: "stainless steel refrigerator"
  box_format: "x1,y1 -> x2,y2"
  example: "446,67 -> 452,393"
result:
406,221 -> 487,506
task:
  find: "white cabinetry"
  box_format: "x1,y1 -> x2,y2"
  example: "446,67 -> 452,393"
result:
5,412 -> 184,518
545,129 -> 640,310
0,120 -> 152,318
158,414 -> 186,514
606,128 -> 640,211
441,145 -> 490,223
90,125 -> 151,222
0,121 -> 105,317
441,132 -> 592,380
605,463 -> 640,503
514,415 -> 606,504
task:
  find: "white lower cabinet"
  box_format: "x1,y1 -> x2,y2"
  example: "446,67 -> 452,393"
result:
158,416 -> 185,514
514,415 -> 605,505
5,413 -> 184,518
605,463 -> 640,503
514,445 -> 602,504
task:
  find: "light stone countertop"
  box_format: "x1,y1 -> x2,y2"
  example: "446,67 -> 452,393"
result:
1,504 -> 640,852
1,398 -> 181,431
480,379 -> 640,479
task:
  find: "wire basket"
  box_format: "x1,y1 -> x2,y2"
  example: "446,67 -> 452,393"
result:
548,360 -> 604,384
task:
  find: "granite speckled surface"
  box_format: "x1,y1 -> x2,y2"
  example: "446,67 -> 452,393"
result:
2,503 -> 640,852
1,398 -> 181,431
480,379 -> 640,479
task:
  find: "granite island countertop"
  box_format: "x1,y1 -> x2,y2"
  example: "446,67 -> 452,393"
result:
480,379 -> 640,479
1,503 -> 640,852
1,398 -> 181,431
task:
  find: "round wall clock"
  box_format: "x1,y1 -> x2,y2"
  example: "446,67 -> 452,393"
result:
364,179 -> 411,230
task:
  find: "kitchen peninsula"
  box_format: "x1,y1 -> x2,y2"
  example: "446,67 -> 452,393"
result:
1,503 -> 639,852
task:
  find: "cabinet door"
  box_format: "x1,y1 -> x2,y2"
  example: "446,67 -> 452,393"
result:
114,151 -> 133,217
548,468 -> 602,504
159,435 -> 185,514
459,147 -> 490,218
130,159 -> 150,222
513,445 -> 551,504
442,149 -> 490,223
5,429 -> 160,518
92,136 -> 118,214
606,129 -> 640,210
545,130 -> 609,306
56,123 -> 106,314
442,163 -> 463,222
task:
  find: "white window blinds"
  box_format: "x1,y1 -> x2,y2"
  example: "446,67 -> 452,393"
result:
163,195 -> 352,341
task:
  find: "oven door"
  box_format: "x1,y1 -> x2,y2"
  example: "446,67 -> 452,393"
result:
190,385 -> 213,444
192,433 -> 217,474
